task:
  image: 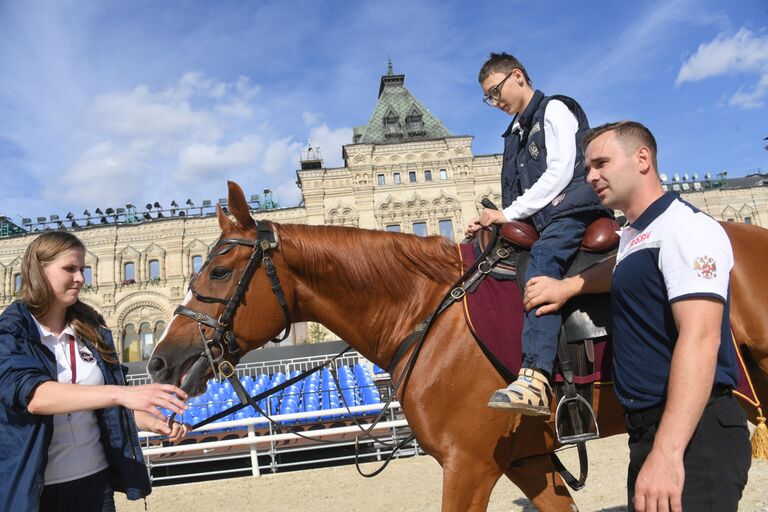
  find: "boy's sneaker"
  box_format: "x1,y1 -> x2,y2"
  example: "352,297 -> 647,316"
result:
487,368 -> 552,416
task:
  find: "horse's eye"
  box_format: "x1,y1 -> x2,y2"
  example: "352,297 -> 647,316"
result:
210,267 -> 232,280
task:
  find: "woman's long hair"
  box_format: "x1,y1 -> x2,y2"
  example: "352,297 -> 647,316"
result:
18,231 -> 117,364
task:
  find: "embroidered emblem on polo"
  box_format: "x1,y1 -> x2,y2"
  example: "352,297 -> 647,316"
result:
693,255 -> 717,279
79,350 -> 95,362
530,121 -> 541,136
528,141 -> 539,159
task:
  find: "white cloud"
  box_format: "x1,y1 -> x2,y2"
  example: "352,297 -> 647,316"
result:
88,87 -> 218,141
54,141 -> 148,205
306,123 -> 353,168
262,137 -> 304,175
177,134 -> 265,181
676,28 -> 768,109
44,69 -> 356,210
302,111 -> 321,126
275,179 -> 303,207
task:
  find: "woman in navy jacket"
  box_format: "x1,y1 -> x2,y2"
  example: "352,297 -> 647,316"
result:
0,231 -> 188,511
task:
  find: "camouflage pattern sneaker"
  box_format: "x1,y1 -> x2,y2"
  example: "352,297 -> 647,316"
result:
487,368 -> 552,416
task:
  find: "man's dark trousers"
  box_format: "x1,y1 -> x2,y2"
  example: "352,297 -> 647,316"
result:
625,392 -> 751,511
521,211 -> 596,373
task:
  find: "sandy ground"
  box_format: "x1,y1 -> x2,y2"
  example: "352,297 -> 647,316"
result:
117,433 -> 768,512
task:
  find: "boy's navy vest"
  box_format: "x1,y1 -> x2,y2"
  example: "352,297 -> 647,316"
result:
501,90 -> 608,231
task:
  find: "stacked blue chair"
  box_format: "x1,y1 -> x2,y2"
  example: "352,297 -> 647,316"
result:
268,372 -> 287,416
354,364 -> 381,405
278,370 -> 305,424
337,365 -> 361,416
301,373 -> 320,421
320,368 -> 341,418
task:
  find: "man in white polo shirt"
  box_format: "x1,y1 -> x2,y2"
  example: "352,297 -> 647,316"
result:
522,121 -> 751,511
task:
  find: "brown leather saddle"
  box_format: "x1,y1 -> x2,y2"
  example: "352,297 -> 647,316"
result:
475,216 -> 620,343
478,216 -> 619,271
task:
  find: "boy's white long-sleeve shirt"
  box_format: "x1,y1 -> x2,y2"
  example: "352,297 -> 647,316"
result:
502,99 -> 579,221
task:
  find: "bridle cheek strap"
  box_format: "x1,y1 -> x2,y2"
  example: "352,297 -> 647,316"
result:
173,222 -> 292,380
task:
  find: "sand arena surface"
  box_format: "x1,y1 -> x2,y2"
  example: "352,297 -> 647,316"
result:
117,434 -> 768,512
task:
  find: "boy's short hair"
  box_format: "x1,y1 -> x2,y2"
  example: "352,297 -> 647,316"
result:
584,121 -> 659,173
478,52 -> 532,86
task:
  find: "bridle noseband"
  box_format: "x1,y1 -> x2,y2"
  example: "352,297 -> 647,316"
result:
174,222 -> 292,381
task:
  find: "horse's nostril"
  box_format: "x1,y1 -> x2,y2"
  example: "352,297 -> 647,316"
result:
147,357 -> 165,373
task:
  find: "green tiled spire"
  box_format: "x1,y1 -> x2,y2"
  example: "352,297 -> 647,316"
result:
352,61 -> 451,145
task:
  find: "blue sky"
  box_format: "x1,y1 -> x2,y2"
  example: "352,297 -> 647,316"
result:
1,0 -> 766,223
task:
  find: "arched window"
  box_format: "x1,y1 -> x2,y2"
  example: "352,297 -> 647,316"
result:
383,109 -> 401,138
439,219 -> 454,241
192,255 -> 203,275
122,324 -> 138,362
124,262 -> 135,281
412,222 -> 427,237
139,322 -> 154,361
83,267 -> 93,287
149,259 -> 160,280
406,107 -> 425,135
14,274 -> 22,292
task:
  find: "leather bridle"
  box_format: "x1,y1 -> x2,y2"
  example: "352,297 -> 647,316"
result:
174,222 -> 292,383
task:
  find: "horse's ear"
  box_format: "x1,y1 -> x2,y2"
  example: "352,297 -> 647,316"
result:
217,204 -> 236,231
227,181 -> 256,230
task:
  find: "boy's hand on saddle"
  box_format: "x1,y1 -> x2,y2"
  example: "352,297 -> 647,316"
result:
524,276 -> 574,315
465,209 -> 507,238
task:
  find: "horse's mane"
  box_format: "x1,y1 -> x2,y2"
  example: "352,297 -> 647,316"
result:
275,223 -> 461,300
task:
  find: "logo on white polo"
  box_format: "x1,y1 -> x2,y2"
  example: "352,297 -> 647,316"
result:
693,255 -> 717,279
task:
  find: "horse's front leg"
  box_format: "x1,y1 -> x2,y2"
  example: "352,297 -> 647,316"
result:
440,458 -> 501,512
505,453 -> 578,512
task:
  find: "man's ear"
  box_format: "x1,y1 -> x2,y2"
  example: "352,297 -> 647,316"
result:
636,146 -> 653,174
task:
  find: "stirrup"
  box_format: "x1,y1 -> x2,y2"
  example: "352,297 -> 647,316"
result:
554,394 -> 600,445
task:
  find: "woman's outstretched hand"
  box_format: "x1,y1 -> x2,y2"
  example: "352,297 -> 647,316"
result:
119,383 -> 188,416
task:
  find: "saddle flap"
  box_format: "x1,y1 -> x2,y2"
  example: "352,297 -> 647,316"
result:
561,294 -> 612,343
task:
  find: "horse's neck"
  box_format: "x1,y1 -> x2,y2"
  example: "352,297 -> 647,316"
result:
280,232 -> 454,367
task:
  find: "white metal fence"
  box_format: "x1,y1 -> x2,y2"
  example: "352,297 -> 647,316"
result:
130,351 -> 417,484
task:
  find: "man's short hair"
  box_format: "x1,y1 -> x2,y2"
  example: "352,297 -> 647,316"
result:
478,52 -> 532,85
584,121 -> 659,173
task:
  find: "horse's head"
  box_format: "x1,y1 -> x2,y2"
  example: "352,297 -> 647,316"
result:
148,181 -> 295,395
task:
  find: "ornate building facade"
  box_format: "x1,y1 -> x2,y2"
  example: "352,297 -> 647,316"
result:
1,66 -> 766,362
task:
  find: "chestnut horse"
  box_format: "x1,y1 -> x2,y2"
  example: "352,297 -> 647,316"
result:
149,182 -> 767,512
